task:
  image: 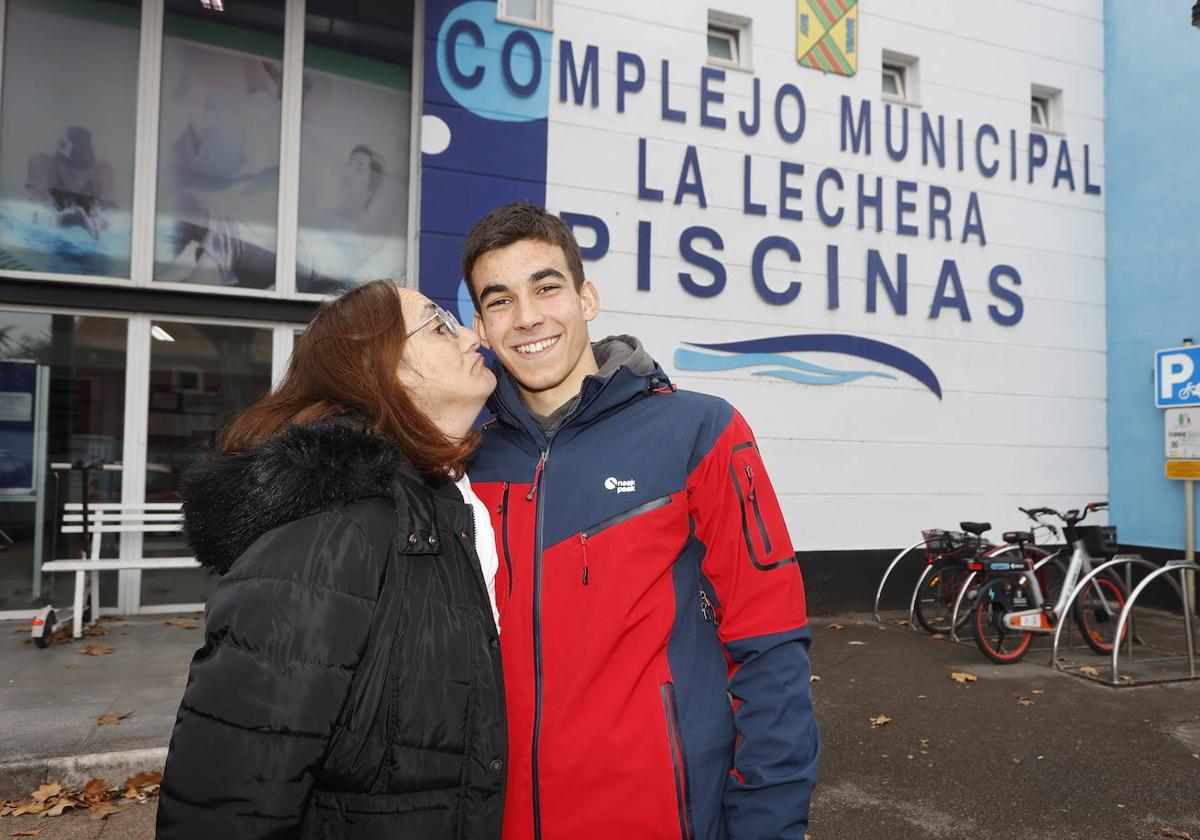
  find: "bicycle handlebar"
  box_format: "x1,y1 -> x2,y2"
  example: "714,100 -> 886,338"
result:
1020,502 -> 1107,526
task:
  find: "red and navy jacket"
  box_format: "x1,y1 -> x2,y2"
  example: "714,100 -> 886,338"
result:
469,347 -> 819,840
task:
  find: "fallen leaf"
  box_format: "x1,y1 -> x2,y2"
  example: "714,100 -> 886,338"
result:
10,801 -> 45,816
164,617 -> 199,630
78,643 -> 114,656
809,675 -> 821,682
894,619 -> 909,626
929,633 -> 946,640
45,799 -> 78,817
1017,697 -> 1034,706
1032,689 -> 1045,694
97,711 -> 132,726
1119,675 -> 1135,683
1011,757 -> 1022,764
80,779 -> 107,804
1192,753 -> 1199,760
847,641 -> 868,646
916,694 -> 927,699
30,783 -> 62,803
827,623 -> 844,630
1079,665 -> 1101,677
0,804 -> 12,816
1156,828 -> 1195,839
64,663 -> 80,670
11,828 -> 45,837
949,672 -> 979,683
124,771 -> 162,792
88,801 -> 123,820
869,714 -> 892,727
919,738 -> 931,748
1037,755 -> 1045,760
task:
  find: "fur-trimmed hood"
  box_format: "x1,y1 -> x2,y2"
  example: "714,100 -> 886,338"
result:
182,419 -> 430,574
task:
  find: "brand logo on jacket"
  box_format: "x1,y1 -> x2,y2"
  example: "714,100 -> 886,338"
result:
604,476 -> 637,494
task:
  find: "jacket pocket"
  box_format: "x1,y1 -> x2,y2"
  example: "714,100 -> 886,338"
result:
730,442 -> 778,569
578,494 -> 673,586
307,789 -> 457,839
659,682 -> 694,840
499,482 -> 513,598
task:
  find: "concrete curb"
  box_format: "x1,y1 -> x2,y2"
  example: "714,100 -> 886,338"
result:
0,747 -> 167,799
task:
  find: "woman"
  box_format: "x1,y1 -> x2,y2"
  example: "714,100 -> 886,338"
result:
156,280 -> 504,839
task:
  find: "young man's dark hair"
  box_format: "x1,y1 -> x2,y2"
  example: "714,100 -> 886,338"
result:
461,202 -> 585,307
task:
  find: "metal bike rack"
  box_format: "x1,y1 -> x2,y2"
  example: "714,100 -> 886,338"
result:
872,539 -> 926,624
947,569 -> 979,643
907,562 -> 937,632
1109,561 -> 1200,686
1050,555 -> 1166,671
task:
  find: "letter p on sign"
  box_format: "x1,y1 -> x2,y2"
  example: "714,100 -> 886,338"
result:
1156,347 -> 1200,407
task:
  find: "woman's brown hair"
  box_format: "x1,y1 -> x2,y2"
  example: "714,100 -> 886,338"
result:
219,280 -> 477,480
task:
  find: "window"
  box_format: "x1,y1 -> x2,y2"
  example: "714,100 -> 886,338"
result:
1031,96 -> 1049,129
295,2 -> 415,294
153,0 -> 287,289
1031,85 -> 1063,132
498,0 -> 552,30
707,11 -> 752,71
0,0 -> 141,278
881,50 -> 920,105
882,64 -> 904,99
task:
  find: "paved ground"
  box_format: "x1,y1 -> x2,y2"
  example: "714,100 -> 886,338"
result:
2,611 -> 1199,839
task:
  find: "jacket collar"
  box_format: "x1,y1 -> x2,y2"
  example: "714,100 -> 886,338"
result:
181,419 -> 447,574
487,338 -> 672,444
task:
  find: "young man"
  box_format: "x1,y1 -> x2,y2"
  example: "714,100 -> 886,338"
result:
465,203 -> 818,839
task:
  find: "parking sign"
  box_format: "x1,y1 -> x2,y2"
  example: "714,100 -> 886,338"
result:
1155,345 -> 1200,408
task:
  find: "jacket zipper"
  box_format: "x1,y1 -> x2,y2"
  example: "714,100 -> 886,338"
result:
576,495 -> 673,588
499,482 -> 513,598
660,682 -> 694,840
743,464 -> 773,553
531,443 -> 551,840
699,587 -> 716,624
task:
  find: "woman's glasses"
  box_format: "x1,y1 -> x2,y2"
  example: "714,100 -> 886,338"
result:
405,304 -> 459,338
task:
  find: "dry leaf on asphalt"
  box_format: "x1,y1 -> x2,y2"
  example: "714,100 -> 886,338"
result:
0,803 -> 12,817
45,799 -> 77,817
1032,689 -> 1045,694
80,779 -> 107,804
64,663 -> 80,670
30,784 -> 62,804
1192,753 -> 1199,760
827,623 -> 844,630
869,714 -> 892,727
1156,828 -> 1196,839
949,672 -> 979,683
123,771 -> 162,799
96,711 -> 132,726
1079,665 -> 1101,677
88,801 -> 123,820
894,619 -> 909,626
809,675 -> 820,683
10,801 -> 44,816
919,738 -> 931,748
11,828 -> 45,837
78,643 -> 113,656
930,633 -> 946,640
1017,697 -> 1035,706
164,617 -> 199,630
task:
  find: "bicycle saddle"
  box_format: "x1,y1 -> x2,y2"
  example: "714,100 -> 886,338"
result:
1003,530 -> 1033,544
959,521 -> 991,535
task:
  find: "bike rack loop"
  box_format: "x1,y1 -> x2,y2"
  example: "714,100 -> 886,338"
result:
1050,556 -> 1169,671
873,539 -> 926,624
1111,561 -> 1200,685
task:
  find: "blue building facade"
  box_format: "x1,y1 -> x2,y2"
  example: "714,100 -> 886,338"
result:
1106,1 -> 1200,550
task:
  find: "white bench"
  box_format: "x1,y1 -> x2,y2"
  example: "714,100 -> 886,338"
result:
42,503 -> 198,638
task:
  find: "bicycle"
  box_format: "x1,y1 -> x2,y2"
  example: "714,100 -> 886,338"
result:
972,502 -> 1127,664
912,523 -> 991,635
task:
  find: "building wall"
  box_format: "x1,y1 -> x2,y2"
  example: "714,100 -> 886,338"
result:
421,1 -> 1107,564
1105,0 -> 1200,550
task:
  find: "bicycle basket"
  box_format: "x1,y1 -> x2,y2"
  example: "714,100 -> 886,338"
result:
1077,525 -> 1118,556
922,529 -> 976,560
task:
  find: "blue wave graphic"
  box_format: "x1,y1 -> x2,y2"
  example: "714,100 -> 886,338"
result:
674,349 -> 895,386
678,334 -> 942,399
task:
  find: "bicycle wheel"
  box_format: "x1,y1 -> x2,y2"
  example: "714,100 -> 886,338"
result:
914,564 -> 973,635
1073,574 -> 1128,655
973,577 -> 1034,664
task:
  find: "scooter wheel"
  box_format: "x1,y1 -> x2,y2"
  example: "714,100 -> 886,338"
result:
33,610 -> 56,649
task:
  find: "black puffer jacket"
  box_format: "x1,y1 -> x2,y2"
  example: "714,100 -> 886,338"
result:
157,420 -> 506,839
